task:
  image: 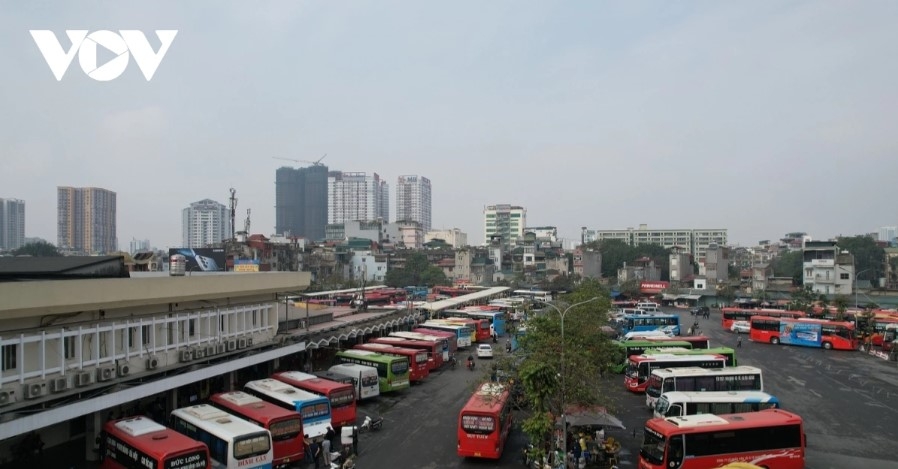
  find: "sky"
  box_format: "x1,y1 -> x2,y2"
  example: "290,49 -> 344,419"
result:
2,0 -> 897,250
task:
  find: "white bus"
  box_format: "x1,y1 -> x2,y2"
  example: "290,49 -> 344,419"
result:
637,302 -> 661,312
328,363 -> 381,400
512,289 -> 553,302
420,321 -> 473,348
645,366 -> 765,410
244,378 -> 332,440
169,404 -> 273,469
653,391 -> 781,419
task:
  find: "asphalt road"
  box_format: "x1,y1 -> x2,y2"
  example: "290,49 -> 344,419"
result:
347,307 -> 898,469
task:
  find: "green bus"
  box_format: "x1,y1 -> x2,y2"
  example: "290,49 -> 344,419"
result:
643,346 -> 738,367
612,340 -> 694,373
336,349 -> 411,393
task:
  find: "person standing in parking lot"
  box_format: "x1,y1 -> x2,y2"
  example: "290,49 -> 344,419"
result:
737,334 -> 742,348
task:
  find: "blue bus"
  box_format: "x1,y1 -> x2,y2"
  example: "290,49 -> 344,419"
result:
620,314 -> 680,336
510,326 -> 526,352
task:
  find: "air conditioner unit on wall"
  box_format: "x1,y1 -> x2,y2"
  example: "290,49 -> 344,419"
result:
23,381 -> 48,399
227,340 -> 237,352
146,356 -> 159,370
246,337 -> 254,347
50,377 -> 69,393
97,365 -> 116,382
193,347 -> 206,359
216,343 -> 226,354
205,345 -> 217,357
237,338 -> 248,349
179,349 -> 193,363
117,363 -> 131,377
0,388 -> 17,406
75,372 -> 94,387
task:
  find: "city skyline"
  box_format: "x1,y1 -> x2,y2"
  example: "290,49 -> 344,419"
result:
2,1 -> 897,249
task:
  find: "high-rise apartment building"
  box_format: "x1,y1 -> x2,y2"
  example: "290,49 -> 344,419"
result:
57,187 -> 117,254
879,226 -> 897,244
328,172 -> 389,224
182,199 -> 229,248
395,175 -> 432,232
582,224 -> 727,261
0,198 -> 25,251
483,204 -> 526,245
129,238 -> 151,254
275,165 -> 329,240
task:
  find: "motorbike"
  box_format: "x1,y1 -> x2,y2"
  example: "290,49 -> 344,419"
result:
448,355 -> 458,370
467,358 -> 475,371
360,415 -> 384,432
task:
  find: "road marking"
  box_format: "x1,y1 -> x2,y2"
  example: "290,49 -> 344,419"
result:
787,376 -> 806,387
808,389 -> 823,398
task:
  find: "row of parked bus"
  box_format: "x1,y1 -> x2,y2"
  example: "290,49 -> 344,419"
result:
98,321 -> 481,469
629,309 -> 807,468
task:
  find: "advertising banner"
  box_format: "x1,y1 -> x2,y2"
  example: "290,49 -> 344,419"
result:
779,321 -> 821,347
169,248 -> 226,272
640,281 -> 669,294
234,259 -> 260,272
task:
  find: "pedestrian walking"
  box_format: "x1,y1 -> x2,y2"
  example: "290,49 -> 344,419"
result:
322,437 -> 332,467
737,334 -> 742,348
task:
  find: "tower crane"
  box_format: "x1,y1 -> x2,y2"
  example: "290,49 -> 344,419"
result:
272,153 -> 327,166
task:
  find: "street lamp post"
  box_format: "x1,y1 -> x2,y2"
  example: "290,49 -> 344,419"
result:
855,268 -> 873,309
541,296 -> 601,452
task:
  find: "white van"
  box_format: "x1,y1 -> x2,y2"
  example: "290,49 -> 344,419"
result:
637,302 -> 660,312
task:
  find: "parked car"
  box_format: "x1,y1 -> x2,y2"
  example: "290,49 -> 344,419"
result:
477,343 -> 494,358
730,320 -> 751,334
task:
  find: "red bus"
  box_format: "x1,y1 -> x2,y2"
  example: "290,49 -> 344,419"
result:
413,328 -> 459,356
457,383 -> 513,459
271,371 -> 357,428
389,331 -> 451,362
369,336 -> 444,370
720,308 -> 806,330
353,343 -> 430,382
625,354 -> 727,393
749,316 -> 857,350
639,409 -> 805,469
209,391 -> 304,467
100,416 -> 209,469
644,335 -> 710,350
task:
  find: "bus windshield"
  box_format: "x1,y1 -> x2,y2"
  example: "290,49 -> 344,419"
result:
640,427 -> 666,465
391,360 -> 409,375
269,417 -> 303,441
234,432 -> 271,459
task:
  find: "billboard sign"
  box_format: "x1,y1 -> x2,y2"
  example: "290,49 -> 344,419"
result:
779,321 -> 821,347
168,248 -> 226,272
640,281 -> 669,294
234,259 -> 260,272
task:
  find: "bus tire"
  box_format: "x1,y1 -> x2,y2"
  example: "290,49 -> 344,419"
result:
770,337 -> 779,345
823,342 -> 833,350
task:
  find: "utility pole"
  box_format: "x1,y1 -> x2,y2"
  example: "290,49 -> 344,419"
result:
229,188 -> 237,240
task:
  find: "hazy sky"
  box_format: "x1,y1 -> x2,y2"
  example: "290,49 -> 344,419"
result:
2,1 -> 897,249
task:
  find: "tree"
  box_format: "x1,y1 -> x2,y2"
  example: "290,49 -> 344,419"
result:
772,251 -> 803,285
833,296 -> 849,322
12,241 -> 62,257
383,253 -> 450,287
585,239 -> 671,280
516,278 -> 618,458
837,235 -> 886,282
788,285 -> 816,314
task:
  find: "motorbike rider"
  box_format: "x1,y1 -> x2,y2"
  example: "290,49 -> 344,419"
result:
467,354 -> 475,369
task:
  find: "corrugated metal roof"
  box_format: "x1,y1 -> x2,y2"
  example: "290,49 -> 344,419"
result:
420,287 -> 511,311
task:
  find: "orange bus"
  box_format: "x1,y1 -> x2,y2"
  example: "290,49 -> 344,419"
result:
353,343 -> 430,382
271,371 -> 357,428
457,383 -> 513,459
209,390 -> 304,467
720,308 -> 806,330
100,416 -> 209,469
369,336 -> 444,370
639,409 -> 805,469
749,316 -> 857,350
